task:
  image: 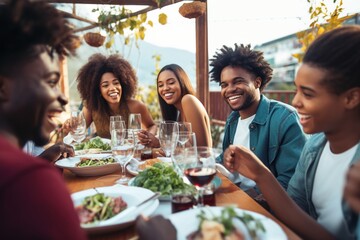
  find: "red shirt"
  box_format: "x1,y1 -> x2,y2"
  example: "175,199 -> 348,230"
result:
0,136 -> 87,240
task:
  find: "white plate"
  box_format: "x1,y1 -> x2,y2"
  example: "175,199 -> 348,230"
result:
168,206 -> 287,240
72,185 -> 159,234
126,157 -> 172,176
55,154 -> 120,177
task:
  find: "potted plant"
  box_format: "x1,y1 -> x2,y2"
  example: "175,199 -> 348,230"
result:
178,0 -> 206,19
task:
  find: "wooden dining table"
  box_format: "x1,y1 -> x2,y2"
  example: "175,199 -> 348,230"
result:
64,168 -> 301,240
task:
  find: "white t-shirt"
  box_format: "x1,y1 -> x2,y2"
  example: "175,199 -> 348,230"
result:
312,141 -> 358,239
232,115 -> 256,190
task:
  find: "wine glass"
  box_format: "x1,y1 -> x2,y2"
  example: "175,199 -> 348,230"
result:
110,119 -> 125,147
69,111 -> 86,144
172,132 -> 197,175
128,113 -> 142,130
159,121 -> 179,157
183,147 -> 216,207
178,122 -> 192,133
109,115 -> 123,133
111,129 -> 136,184
128,113 -> 143,159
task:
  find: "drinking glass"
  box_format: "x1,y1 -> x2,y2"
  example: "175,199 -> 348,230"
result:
128,113 -> 142,130
109,115 -> 123,133
172,132 -> 197,175
159,121 -> 179,157
69,111 -> 86,144
183,147 -> 216,207
178,122 -> 192,133
128,113 -> 143,159
111,129 -> 135,184
110,119 -> 125,147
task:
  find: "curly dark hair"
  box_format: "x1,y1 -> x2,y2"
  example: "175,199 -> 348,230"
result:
0,0 -> 78,75
303,25 -> 360,95
156,64 -> 195,121
209,44 -> 273,91
77,53 -> 137,117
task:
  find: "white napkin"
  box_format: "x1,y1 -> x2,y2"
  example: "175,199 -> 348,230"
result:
215,163 -> 256,189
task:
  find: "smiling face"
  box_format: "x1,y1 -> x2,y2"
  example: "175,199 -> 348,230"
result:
220,66 -> 261,118
99,72 -> 122,106
157,70 -> 182,107
3,51 -> 67,146
292,64 -> 347,135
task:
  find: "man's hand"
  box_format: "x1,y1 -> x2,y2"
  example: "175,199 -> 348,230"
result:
38,142 -> 74,163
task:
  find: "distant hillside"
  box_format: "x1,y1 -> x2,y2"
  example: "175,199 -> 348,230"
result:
67,39 -> 196,102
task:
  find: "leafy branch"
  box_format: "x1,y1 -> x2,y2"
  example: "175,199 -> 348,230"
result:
293,0 -> 351,62
92,5 -> 167,48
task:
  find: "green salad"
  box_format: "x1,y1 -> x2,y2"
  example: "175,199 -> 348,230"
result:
132,162 -> 195,196
76,157 -> 115,167
74,137 -> 111,151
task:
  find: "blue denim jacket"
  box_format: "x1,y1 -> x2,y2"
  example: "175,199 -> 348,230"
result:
287,133 -> 360,238
217,95 -> 307,190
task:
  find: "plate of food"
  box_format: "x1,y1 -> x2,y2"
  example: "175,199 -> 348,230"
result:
126,157 -> 172,176
72,185 -> 159,234
73,137 -> 111,155
128,162 -> 222,201
55,154 -> 120,177
168,206 -> 287,240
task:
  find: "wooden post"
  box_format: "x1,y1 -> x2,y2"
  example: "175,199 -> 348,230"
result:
195,1 -> 210,115
59,56 -> 70,113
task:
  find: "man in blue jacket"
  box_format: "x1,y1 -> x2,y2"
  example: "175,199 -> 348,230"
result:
209,44 -> 307,202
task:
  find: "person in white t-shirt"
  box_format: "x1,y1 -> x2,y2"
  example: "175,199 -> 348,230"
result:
223,26 -> 360,239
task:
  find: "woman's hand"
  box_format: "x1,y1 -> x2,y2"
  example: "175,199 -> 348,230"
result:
137,130 -> 160,148
223,145 -> 270,183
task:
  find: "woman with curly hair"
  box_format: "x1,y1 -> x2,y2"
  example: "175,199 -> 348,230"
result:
71,53 -> 157,141
209,44 -> 307,204
0,0 -> 86,238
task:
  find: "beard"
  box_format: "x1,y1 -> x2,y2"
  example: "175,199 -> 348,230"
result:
227,94 -> 256,112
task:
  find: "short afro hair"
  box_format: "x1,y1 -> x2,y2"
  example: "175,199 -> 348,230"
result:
209,44 -> 273,91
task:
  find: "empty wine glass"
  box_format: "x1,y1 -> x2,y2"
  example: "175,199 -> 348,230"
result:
109,115 -> 123,133
183,147 -> 216,207
159,121 -> 179,157
172,132 -> 197,175
110,118 -> 125,147
128,113 -> 142,130
111,129 -> 135,184
69,111 -> 86,144
178,122 -> 192,133
128,113 -> 143,159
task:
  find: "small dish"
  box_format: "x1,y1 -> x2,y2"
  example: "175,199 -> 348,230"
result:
55,154 -> 120,177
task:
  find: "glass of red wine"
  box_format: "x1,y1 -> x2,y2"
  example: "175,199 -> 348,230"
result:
183,147 -> 216,207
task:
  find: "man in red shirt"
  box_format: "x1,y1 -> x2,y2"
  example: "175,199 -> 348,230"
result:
0,0 -> 86,239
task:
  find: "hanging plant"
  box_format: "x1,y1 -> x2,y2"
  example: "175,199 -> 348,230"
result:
179,1 -> 206,19
83,32 -> 106,47
93,5 -> 167,48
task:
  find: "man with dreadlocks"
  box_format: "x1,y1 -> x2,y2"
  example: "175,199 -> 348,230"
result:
0,0 -> 86,238
209,44 -> 307,206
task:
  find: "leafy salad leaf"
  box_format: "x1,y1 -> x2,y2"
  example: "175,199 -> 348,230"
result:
132,162 -> 195,196
74,137 -> 111,151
